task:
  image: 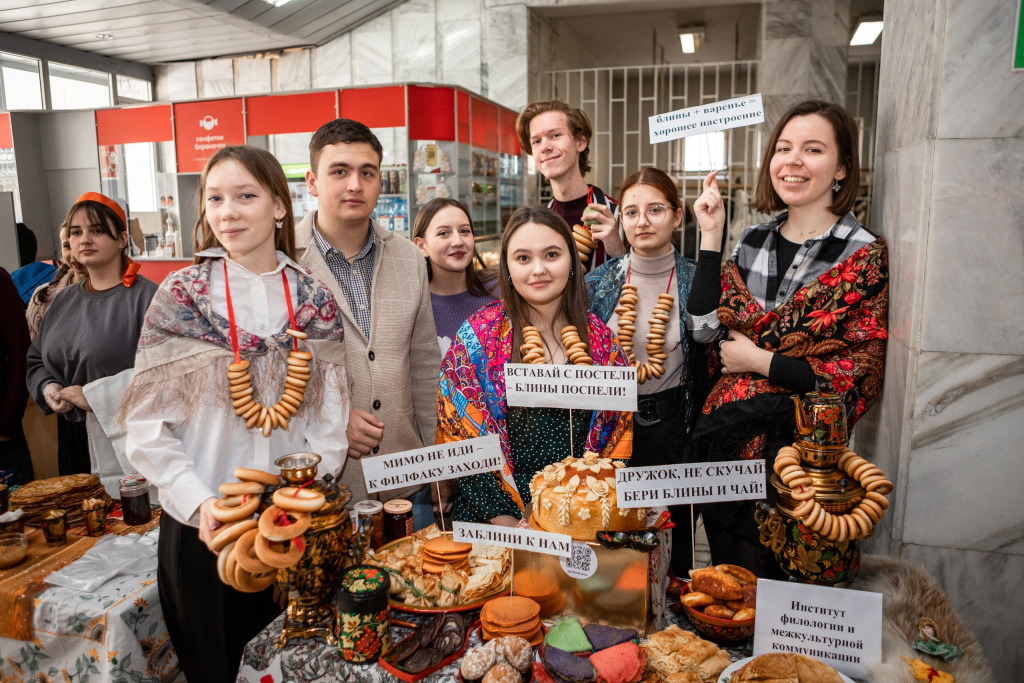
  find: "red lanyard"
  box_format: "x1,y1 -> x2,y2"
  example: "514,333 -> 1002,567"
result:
626,264 -> 675,294
223,260 -> 298,364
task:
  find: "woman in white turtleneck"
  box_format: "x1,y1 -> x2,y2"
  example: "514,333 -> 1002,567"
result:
585,167 -> 698,576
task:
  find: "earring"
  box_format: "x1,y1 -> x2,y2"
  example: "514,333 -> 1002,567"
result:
832,180 -> 841,192
569,268 -> 575,280
275,219 -> 284,229
506,273 -> 512,285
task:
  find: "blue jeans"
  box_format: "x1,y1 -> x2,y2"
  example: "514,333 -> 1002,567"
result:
409,485 -> 434,531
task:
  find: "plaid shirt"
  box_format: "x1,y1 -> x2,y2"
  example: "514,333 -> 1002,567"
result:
311,212 -> 377,339
688,211 -> 876,340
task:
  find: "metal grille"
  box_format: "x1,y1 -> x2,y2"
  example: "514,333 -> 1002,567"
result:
846,57 -> 881,230
539,61 -> 760,259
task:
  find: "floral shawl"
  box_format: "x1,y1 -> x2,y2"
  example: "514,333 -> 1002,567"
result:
119,259 -> 347,426
436,300 -> 633,512
693,238 -> 888,460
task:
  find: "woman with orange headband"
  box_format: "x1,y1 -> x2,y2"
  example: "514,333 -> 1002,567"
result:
26,192 -> 158,475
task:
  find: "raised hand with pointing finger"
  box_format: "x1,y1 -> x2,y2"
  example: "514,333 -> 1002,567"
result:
693,170 -> 726,251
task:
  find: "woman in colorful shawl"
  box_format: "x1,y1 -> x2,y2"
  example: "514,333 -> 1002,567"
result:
123,146 -> 350,683
586,167 -> 700,574
686,100 -> 888,577
437,206 -> 632,526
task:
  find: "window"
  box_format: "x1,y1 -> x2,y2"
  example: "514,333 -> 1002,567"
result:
0,52 -> 43,110
683,131 -> 726,172
125,142 -> 158,213
49,62 -> 111,109
117,75 -> 152,103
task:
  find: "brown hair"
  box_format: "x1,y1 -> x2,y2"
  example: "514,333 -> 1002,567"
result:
413,197 -> 492,298
309,118 -> 383,175
500,206 -> 591,363
61,199 -> 129,274
516,100 -> 593,176
618,167 -> 683,212
193,146 -> 296,262
753,100 -> 860,215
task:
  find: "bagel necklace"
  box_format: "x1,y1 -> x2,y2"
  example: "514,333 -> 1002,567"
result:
519,324 -> 593,365
224,260 -> 311,437
615,265 -> 673,384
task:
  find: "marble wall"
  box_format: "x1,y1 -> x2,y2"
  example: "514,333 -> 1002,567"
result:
858,0 -> 1024,677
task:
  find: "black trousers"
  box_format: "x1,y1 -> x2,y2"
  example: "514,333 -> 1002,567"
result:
631,386 -> 694,577
57,417 -> 90,476
0,429 -> 34,484
158,513 -> 281,683
699,499 -> 789,580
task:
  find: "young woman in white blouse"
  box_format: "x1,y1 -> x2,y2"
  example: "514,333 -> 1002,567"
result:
123,146 -> 350,683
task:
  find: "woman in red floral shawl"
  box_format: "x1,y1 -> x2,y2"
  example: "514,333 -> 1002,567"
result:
684,100 -> 888,576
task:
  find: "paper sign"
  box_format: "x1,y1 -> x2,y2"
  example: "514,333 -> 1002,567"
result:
649,94 -> 764,144
753,579 -> 882,679
452,521 -> 572,557
504,363 -> 637,412
362,434 -> 502,494
615,460 -> 766,508
560,541 -> 598,578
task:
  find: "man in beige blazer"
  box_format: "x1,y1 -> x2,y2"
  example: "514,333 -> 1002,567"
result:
296,119 -> 440,528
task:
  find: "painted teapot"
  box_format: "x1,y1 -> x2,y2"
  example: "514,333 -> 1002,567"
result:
792,390 -> 859,449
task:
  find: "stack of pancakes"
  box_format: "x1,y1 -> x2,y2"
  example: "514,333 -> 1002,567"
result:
513,569 -> 567,616
10,474 -> 111,525
480,595 -> 544,646
420,536 -> 472,574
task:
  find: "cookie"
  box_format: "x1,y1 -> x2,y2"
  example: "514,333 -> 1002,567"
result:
495,635 -> 534,672
544,616 -> 592,653
483,663 -> 523,683
589,641 -> 645,683
582,623 -> 637,652
460,646 -> 496,680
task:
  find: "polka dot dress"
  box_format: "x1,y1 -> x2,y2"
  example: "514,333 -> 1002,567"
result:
453,406 -> 591,523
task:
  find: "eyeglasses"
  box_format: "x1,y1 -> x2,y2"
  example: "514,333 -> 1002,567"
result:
620,204 -> 672,226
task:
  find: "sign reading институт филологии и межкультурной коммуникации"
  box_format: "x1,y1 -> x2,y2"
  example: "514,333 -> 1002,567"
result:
753,579 -> 883,679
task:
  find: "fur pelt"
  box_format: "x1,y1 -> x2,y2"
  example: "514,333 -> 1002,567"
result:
849,555 -> 995,682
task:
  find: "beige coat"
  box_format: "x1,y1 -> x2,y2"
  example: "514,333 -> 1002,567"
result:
296,212 -> 440,503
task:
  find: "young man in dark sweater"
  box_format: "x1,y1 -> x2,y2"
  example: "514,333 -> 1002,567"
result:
516,100 -> 625,268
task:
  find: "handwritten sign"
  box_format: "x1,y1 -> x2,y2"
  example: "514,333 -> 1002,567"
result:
504,364 -> 637,412
753,579 -> 883,679
648,94 -> 764,144
362,434 -> 502,494
615,460 -> 766,508
452,521 -> 572,557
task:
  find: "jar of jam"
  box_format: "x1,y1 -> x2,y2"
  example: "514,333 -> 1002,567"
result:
382,499 -> 413,542
354,500 -> 385,549
120,475 -> 152,526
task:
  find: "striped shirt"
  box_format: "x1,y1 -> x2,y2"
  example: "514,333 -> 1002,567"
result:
311,211 -> 377,339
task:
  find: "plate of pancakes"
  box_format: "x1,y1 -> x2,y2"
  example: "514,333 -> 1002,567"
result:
370,527 -> 512,613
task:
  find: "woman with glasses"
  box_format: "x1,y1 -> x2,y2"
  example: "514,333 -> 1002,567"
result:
586,167 -> 698,574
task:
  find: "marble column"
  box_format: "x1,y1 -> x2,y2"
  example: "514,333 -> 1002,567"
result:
856,0 -> 1024,678
759,0 -> 849,125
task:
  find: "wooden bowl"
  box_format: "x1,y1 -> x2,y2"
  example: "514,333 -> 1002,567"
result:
680,582 -> 754,643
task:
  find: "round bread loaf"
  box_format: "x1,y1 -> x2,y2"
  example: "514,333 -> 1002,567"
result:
528,452 -> 647,541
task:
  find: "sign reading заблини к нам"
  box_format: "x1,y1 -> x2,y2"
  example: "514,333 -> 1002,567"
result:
503,363 -> 637,412
648,94 -> 764,144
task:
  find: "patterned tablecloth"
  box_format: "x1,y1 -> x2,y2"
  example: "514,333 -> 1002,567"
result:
238,602 -> 753,683
0,529 -> 177,683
